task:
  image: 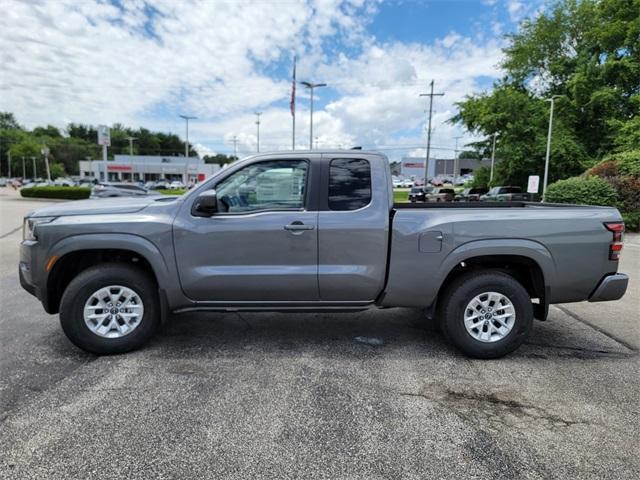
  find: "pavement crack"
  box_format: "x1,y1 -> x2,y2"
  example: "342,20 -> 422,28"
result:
0,225 -> 22,239
554,305 -> 638,353
399,386 -> 591,430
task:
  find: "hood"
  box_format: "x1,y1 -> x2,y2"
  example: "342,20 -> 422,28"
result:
27,196 -> 178,218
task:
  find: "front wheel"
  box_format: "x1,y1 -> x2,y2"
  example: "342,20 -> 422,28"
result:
60,263 -> 159,354
439,271 -> 533,359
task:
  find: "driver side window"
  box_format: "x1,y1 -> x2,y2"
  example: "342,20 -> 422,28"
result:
215,160 -> 308,213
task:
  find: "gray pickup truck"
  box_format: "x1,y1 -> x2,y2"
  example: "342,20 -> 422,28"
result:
19,151 -> 629,358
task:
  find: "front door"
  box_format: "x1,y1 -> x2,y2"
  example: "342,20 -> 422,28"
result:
174,158 -> 319,302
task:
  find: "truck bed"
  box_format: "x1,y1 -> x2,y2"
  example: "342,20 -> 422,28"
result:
382,202 -> 623,308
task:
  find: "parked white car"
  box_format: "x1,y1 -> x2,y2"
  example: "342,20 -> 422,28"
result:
169,180 -> 185,190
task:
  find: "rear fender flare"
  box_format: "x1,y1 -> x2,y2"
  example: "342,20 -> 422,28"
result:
437,238 -> 557,295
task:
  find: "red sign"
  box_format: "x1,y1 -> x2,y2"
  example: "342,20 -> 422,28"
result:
107,164 -> 132,172
404,162 -> 424,168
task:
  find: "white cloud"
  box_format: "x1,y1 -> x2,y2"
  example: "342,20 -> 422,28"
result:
0,0 -> 505,161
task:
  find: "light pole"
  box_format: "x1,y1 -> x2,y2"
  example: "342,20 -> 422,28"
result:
179,114 -> 197,185
255,112 -> 262,152
489,132 -> 498,186
7,150 -> 11,178
21,156 -> 25,179
419,80 -> 444,184
41,146 -> 51,182
31,156 -> 36,179
453,136 -> 462,182
301,81 -> 326,149
543,95 -> 561,201
231,136 -> 239,158
125,136 -> 137,181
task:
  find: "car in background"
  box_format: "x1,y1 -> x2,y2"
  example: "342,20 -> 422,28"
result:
455,187 -> 489,202
169,180 -> 185,190
480,186 -> 531,202
53,177 -> 76,187
0,178 -> 7,187
91,183 -> 161,198
425,187 -> 455,202
145,180 -> 170,190
408,186 -> 433,202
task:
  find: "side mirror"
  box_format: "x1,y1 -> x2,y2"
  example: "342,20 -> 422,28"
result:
192,189 -> 218,217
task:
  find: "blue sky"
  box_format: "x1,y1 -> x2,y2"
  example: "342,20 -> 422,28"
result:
0,0 -> 544,160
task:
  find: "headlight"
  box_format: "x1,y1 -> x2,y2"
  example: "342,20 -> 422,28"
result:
23,217 -> 57,241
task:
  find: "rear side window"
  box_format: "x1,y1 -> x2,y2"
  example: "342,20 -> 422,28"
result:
328,158 -> 371,211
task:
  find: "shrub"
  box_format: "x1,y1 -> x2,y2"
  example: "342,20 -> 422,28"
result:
545,176 -> 618,206
20,186 -> 91,200
591,150 -> 640,178
609,176 -> 640,213
588,159 -> 618,178
622,211 -> 640,232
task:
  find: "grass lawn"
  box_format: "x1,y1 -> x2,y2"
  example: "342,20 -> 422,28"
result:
393,189 -> 409,203
158,189 -> 187,195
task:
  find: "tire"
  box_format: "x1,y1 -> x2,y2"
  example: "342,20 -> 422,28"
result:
439,271 -> 533,359
59,263 -> 159,354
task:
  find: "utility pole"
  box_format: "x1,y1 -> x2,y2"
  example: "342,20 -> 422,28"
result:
543,95 -> 561,202
231,136 -> 239,158
301,81 -> 327,150
179,114 -> 197,185
255,112 -> 262,152
21,156 -> 26,178
7,150 -> 11,178
31,157 -> 36,179
419,80 -> 444,185
453,136 -> 462,182
126,136 -> 137,182
489,133 -> 498,186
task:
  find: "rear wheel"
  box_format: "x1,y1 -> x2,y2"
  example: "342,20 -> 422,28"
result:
60,263 -> 159,354
439,271 -> 532,359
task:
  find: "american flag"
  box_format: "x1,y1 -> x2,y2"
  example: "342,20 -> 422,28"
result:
290,56 -> 296,117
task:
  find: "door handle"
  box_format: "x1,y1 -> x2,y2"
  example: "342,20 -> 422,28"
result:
284,221 -> 315,231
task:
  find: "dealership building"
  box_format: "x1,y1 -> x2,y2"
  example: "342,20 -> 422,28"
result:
79,155 -> 223,183
400,157 -> 493,180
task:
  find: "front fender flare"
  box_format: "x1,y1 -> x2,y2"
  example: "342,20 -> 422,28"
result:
48,233 -> 172,289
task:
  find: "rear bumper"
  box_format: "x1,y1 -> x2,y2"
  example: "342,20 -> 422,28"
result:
588,273 -> 629,302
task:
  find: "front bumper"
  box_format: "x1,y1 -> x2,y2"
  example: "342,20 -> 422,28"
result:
588,273 -> 629,302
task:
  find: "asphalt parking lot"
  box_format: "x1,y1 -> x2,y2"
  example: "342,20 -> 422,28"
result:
1,188 -> 638,480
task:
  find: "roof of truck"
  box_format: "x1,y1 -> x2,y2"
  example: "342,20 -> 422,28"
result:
245,149 -> 388,159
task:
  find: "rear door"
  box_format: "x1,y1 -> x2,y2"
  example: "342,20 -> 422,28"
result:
317,155 -> 389,301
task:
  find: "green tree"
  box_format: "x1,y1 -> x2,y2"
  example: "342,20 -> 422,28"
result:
49,162 -> 66,179
0,112 -> 22,130
453,0 -> 640,187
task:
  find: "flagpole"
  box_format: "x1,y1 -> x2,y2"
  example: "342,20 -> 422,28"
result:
291,55 -> 296,150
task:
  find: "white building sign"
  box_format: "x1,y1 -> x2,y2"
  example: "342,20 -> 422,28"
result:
97,125 -> 111,146
527,175 -> 540,193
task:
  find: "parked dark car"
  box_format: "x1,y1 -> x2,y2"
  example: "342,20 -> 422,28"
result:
455,187 -> 489,202
91,183 -> 161,198
480,186 -> 530,202
409,186 -> 433,202
425,187 -> 455,202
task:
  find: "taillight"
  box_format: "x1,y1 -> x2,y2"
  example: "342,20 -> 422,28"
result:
604,222 -> 625,261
